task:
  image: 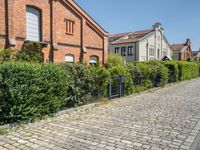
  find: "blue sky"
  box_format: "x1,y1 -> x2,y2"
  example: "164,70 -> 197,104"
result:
76,0 -> 200,51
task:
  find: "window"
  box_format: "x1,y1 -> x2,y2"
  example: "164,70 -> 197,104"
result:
65,54 -> 75,63
157,49 -> 160,59
121,47 -> 126,56
115,47 -> 120,54
149,48 -> 154,56
26,6 -> 41,41
64,19 -> 75,35
128,46 -> 134,55
89,56 -> 98,64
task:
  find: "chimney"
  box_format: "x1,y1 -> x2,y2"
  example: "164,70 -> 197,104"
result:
153,22 -> 164,31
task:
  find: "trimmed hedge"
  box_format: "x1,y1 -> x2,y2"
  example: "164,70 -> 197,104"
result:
109,66 -> 134,95
128,61 -> 169,92
177,61 -> 199,81
163,61 -> 179,83
0,62 -> 68,123
61,63 -> 94,107
89,66 -> 110,97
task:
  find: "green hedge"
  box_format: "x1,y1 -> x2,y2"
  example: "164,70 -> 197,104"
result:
109,66 -> 134,95
89,66 -> 110,97
177,61 -> 199,81
163,61 -> 179,83
128,63 -> 153,92
61,63 -> 94,107
128,61 -> 168,92
0,62 -> 68,123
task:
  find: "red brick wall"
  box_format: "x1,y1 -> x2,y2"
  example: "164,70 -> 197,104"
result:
1,0 -> 108,64
0,0 -> 6,47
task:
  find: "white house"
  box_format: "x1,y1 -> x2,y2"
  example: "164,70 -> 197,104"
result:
109,23 -> 172,62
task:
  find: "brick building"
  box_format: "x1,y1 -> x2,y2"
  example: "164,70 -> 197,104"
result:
0,0 -> 108,64
171,39 -> 192,61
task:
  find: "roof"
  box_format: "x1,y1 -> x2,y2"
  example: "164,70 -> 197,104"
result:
112,38 -> 139,45
171,44 -> 185,51
111,29 -> 153,45
131,29 -> 153,36
109,32 -> 131,38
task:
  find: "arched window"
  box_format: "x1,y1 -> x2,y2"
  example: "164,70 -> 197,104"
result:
65,54 -> 75,63
26,6 -> 41,41
89,56 -> 99,64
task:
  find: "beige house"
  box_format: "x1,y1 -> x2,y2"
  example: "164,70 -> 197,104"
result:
109,23 -> 172,62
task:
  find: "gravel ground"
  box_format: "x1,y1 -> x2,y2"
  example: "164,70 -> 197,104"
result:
1,78 -> 200,150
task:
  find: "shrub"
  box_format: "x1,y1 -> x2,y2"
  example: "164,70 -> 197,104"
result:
109,66 -> 134,95
15,41 -> 44,63
163,61 -> 179,83
107,53 -> 125,67
177,61 -> 199,81
0,48 -> 13,63
89,66 -> 110,97
0,62 -> 68,123
145,61 -> 169,87
61,63 -> 94,107
128,63 -> 153,92
16,50 -> 44,63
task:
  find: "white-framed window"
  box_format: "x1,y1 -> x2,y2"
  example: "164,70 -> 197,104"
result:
26,6 -> 41,41
65,54 -> 75,63
89,56 -> 98,64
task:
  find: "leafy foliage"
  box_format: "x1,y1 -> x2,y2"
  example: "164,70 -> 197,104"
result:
0,48 -> 13,63
177,61 -> 199,81
107,53 -> 125,67
109,66 -> 134,95
89,66 -> 110,97
0,62 -> 68,123
163,61 -> 179,83
61,63 -> 94,107
15,41 -> 44,63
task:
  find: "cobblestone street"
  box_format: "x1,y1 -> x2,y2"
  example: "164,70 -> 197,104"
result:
1,78 -> 200,150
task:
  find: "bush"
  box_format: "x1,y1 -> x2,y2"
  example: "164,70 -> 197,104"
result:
177,61 -> 199,81
0,62 -> 68,123
15,41 -> 45,63
109,66 -> 134,95
89,66 -> 110,97
0,48 -> 13,63
146,61 -> 169,87
107,53 -> 125,67
128,63 -> 153,92
128,61 -> 168,92
61,63 -> 94,107
163,61 -> 179,83
16,50 -> 44,63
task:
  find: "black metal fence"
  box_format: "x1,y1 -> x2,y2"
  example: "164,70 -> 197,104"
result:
109,75 -> 125,99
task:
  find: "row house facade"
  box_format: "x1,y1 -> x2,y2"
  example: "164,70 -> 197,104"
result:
171,39 -> 192,61
0,0 -> 108,64
109,23 -> 172,62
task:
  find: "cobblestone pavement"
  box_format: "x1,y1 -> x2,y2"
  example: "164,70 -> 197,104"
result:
1,79 -> 200,150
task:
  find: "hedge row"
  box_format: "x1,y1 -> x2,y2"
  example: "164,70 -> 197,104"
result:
0,61 -> 199,124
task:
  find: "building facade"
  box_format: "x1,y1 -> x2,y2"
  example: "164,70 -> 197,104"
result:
0,0 -> 108,64
171,39 -> 192,61
109,23 -> 172,62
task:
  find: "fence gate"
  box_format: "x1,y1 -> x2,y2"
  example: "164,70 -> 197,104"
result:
109,75 -> 125,99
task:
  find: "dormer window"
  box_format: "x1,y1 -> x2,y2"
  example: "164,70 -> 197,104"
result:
64,19 -> 75,35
